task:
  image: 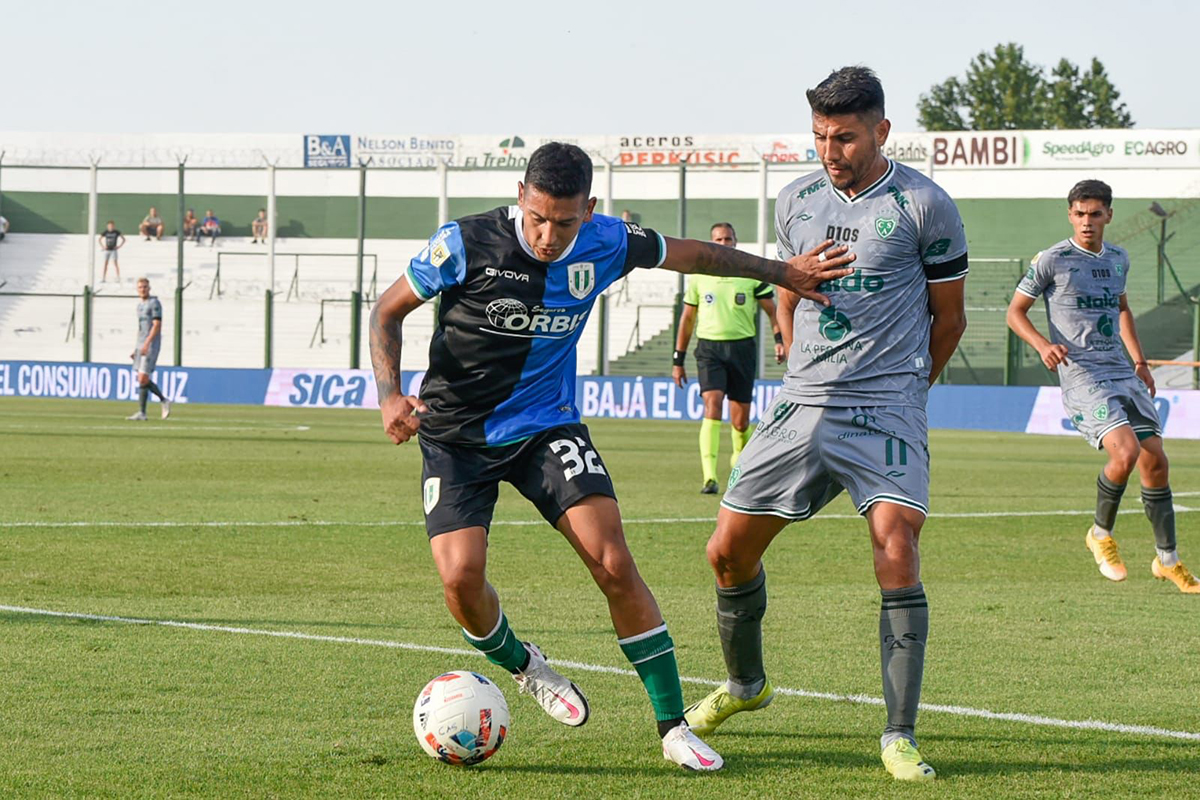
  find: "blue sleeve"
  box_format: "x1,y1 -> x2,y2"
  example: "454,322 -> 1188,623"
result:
151,299 -> 162,320
405,222 -> 467,301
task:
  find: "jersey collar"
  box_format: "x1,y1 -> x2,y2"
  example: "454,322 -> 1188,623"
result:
509,205 -> 582,264
830,159 -> 895,204
1068,237 -> 1106,258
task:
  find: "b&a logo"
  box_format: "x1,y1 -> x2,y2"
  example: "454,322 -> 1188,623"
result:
567,262 -> 595,299
818,305 -> 852,342
875,217 -> 897,239
423,478 -> 441,514
304,135 -> 351,168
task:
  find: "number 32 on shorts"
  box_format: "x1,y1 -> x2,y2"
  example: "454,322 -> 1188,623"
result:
550,437 -> 607,480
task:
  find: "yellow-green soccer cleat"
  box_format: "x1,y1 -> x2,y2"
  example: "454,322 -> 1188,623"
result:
1086,526 -> 1127,581
1152,557 -> 1200,594
683,681 -> 774,736
881,739 -> 936,782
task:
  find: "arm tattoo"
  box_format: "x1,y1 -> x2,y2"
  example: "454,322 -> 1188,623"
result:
690,242 -> 787,284
368,304 -> 404,401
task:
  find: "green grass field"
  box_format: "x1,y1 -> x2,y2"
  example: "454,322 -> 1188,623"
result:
2,398 -> 1198,799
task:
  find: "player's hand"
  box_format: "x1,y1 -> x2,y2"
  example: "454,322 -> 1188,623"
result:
672,365 -> 687,388
784,240 -> 856,306
140,344 -> 149,356
129,351 -> 136,360
379,393 -> 428,445
1135,362 -> 1157,398
1039,343 -> 1069,372
774,342 -> 786,364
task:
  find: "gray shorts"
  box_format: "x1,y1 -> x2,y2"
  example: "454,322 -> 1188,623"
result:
1062,375 -> 1161,449
103,249 -> 119,262
722,396 -> 931,520
134,347 -> 160,376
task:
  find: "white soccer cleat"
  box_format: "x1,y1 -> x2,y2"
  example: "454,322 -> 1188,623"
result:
161,399 -> 172,420
126,411 -> 147,421
662,721 -> 724,771
513,642 -> 590,727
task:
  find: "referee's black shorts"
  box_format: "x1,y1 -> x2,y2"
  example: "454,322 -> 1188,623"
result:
694,337 -> 757,403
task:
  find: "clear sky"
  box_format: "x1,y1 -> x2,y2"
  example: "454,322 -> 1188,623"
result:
8,0 -> 1197,134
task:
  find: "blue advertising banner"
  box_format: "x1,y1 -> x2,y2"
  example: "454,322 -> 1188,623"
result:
303,134 -> 351,168
3,361 -> 1197,439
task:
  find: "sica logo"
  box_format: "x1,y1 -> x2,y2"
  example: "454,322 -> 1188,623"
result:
1097,314 -> 1114,336
819,305 -> 851,341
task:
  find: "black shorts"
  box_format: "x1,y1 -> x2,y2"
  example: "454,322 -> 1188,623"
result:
695,337 -> 757,403
418,423 -> 617,538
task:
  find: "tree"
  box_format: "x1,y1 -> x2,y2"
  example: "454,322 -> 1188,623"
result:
917,44 -> 1135,131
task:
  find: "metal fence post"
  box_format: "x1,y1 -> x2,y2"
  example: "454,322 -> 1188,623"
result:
175,160 -> 186,365
1004,328 -> 1020,386
82,286 -> 92,362
757,157 -> 769,376
87,162 -> 98,288
267,162 -> 277,299
264,289 -> 274,368
673,164 -> 687,345
600,158 -> 614,375
351,162 -> 367,368
437,158 -> 449,226
1193,301 -> 1199,390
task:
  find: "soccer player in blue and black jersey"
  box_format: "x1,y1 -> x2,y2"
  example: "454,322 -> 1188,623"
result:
369,143 -> 855,770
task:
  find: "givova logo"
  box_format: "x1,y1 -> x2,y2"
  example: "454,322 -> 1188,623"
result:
304,135 -> 351,168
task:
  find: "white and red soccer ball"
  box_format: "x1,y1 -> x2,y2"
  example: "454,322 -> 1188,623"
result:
413,671 -> 510,766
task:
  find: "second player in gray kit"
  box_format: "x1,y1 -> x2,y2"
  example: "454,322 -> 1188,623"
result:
684,67 -> 969,783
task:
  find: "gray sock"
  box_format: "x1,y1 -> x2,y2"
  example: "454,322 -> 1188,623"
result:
1095,473 -> 1126,531
1142,485 -> 1176,554
716,568 -> 767,700
880,583 -> 928,750
138,386 -> 149,414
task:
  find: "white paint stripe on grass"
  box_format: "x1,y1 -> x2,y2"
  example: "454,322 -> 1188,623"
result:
2,603 -> 1197,743
0,423 -> 310,433
2,505 -> 1195,529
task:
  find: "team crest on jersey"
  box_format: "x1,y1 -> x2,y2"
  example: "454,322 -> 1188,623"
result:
875,217 -> 897,239
423,478 -> 441,514
567,262 -> 595,299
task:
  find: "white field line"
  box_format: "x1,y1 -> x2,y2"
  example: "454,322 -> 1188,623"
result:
1,505 -> 1194,529
2,603 -> 1197,743
0,423 -> 310,432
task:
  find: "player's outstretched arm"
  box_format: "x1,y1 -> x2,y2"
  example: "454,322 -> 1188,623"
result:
927,278 -> 968,385
1006,291 -> 1067,372
757,296 -> 785,363
1117,293 -> 1155,396
658,237 -> 855,306
775,288 -> 799,353
672,303 -> 697,387
369,276 -> 428,444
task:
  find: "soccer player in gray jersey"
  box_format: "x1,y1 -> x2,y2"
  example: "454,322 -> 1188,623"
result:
684,67 -> 967,782
127,278 -> 171,421
1007,180 -> 1197,594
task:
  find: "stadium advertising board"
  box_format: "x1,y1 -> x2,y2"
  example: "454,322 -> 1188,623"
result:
4,362 -> 1197,439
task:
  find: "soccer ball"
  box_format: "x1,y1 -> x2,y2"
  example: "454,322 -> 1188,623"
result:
412,671 -> 510,766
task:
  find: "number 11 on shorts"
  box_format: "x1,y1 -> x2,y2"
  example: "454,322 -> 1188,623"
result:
884,437 -> 908,467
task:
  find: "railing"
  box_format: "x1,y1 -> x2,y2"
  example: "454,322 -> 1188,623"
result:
625,303 -> 677,353
210,251 -> 379,302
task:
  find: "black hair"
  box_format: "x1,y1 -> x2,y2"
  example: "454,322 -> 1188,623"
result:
1067,179 -> 1112,208
806,66 -> 885,119
710,222 -> 736,236
524,142 -> 593,199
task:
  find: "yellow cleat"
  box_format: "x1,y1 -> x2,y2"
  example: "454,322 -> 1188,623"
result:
683,680 -> 774,736
1086,527 -> 1127,581
1152,557 -> 1200,594
881,739 -> 936,782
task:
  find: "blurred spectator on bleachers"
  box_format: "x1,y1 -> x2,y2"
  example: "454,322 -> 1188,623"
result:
197,209 -> 221,247
99,220 -> 125,281
0,214 -> 8,241
182,209 -> 199,240
251,208 -> 269,244
139,207 -> 164,240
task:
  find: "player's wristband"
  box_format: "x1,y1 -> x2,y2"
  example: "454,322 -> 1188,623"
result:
672,350 -> 686,367
773,332 -> 784,345
1134,360 -> 1148,366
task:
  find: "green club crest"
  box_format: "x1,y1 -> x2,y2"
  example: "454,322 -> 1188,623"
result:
818,305 -> 851,342
1071,413 -> 1085,429
875,217 -> 897,239
1093,405 -> 1109,422
727,465 -> 741,489
1097,314 -> 1114,336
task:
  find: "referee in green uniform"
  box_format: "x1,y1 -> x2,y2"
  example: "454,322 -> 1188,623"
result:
673,222 -> 784,493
